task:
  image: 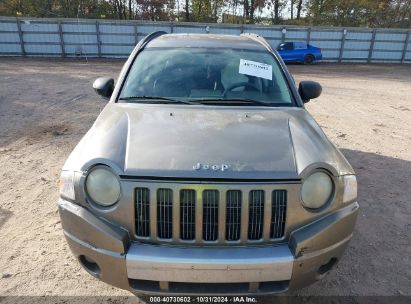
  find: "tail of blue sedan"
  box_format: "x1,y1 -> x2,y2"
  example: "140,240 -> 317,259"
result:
277,41 -> 322,64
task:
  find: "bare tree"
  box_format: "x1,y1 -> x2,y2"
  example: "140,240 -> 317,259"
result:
274,0 -> 280,21
1,0 -> 410,27
296,0 -> 303,19
185,0 -> 189,20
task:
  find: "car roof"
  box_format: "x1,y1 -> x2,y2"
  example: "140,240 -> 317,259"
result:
146,33 -> 268,51
281,41 -> 307,44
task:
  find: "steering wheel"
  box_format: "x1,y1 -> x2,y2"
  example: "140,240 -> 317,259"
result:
222,82 -> 260,98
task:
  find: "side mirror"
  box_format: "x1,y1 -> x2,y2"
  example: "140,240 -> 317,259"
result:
298,81 -> 322,103
93,77 -> 114,99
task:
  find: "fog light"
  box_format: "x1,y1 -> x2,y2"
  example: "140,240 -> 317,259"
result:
317,257 -> 338,277
79,255 -> 101,277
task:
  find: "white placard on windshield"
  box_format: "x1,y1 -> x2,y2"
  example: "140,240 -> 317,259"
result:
239,59 -> 272,80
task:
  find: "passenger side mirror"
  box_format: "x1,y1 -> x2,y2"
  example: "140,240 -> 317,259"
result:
93,77 -> 114,99
298,81 -> 322,103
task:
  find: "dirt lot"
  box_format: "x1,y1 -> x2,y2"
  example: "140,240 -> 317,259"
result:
0,58 -> 410,301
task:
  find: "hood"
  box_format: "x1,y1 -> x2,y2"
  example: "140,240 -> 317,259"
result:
64,103 -> 354,179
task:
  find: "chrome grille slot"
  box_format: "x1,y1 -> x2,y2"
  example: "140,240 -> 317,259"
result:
157,188 -> 173,239
202,190 -> 219,241
135,187 -> 150,237
248,190 -> 264,240
180,189 -> 196,240
226,190 -> 242,241
271,190 -> 287,239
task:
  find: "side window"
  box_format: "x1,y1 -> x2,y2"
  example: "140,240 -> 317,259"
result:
294,42 -> 308,50
284,42 -> 294,50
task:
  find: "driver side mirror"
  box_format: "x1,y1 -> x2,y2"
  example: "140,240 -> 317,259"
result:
298,81 -> 322,103
93,77 -> 114,99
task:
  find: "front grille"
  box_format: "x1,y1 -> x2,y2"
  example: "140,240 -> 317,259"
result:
134,186 -> 287,244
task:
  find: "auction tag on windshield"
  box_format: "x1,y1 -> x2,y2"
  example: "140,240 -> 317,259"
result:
239,59 -> 272,80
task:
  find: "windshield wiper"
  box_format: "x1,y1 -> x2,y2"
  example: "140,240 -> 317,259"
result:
120,96 -> 272,107
119,96 -> 196,105
194,98 -> 272,107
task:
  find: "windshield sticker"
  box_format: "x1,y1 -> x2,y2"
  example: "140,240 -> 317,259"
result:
239,59 -> 272,80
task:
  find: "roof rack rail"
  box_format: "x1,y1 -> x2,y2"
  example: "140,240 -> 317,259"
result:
138,31 -> 167,49
240,32 -> 274,52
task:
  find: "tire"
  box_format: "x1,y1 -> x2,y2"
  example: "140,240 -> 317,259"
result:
304,54 -> 315,65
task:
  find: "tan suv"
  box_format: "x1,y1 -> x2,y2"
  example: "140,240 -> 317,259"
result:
58,32 -> 359,295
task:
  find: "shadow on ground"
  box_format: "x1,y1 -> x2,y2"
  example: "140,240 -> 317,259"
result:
0,208 -> 13,230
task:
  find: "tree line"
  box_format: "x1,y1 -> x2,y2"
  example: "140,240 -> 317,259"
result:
0,0 -> 410,28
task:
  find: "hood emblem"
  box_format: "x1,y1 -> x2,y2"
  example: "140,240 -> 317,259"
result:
193,163 -> 230,171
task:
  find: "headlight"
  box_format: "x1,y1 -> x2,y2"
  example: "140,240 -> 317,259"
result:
301,171 -> 333,209
85,166 -> 121,207
343,175 -> 357,203
60,171 -> 75,200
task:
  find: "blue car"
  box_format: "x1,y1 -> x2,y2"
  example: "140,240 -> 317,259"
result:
277,41 -> 322,64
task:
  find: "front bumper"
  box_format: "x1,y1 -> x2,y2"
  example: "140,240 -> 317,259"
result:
59,199 -> 358,295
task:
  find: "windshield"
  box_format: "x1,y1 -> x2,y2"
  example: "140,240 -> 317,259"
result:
119,47 -> 294,106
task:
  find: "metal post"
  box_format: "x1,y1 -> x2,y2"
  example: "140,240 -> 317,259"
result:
16,18 -> 25,56
58,20 -> 65,57
133,22 -> 138,45
281,27 -> 286,43
401,30 -> 410,63
170,22 -> 174,33
307,27 -> 311,44
96,20 -> 102,58
338,29 -> 347,63
367,29 -> 376,63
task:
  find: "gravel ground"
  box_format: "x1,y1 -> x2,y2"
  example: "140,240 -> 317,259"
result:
0,58 -> 410,301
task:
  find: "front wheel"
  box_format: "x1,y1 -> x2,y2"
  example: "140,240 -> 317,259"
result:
304,55 -> 315,65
